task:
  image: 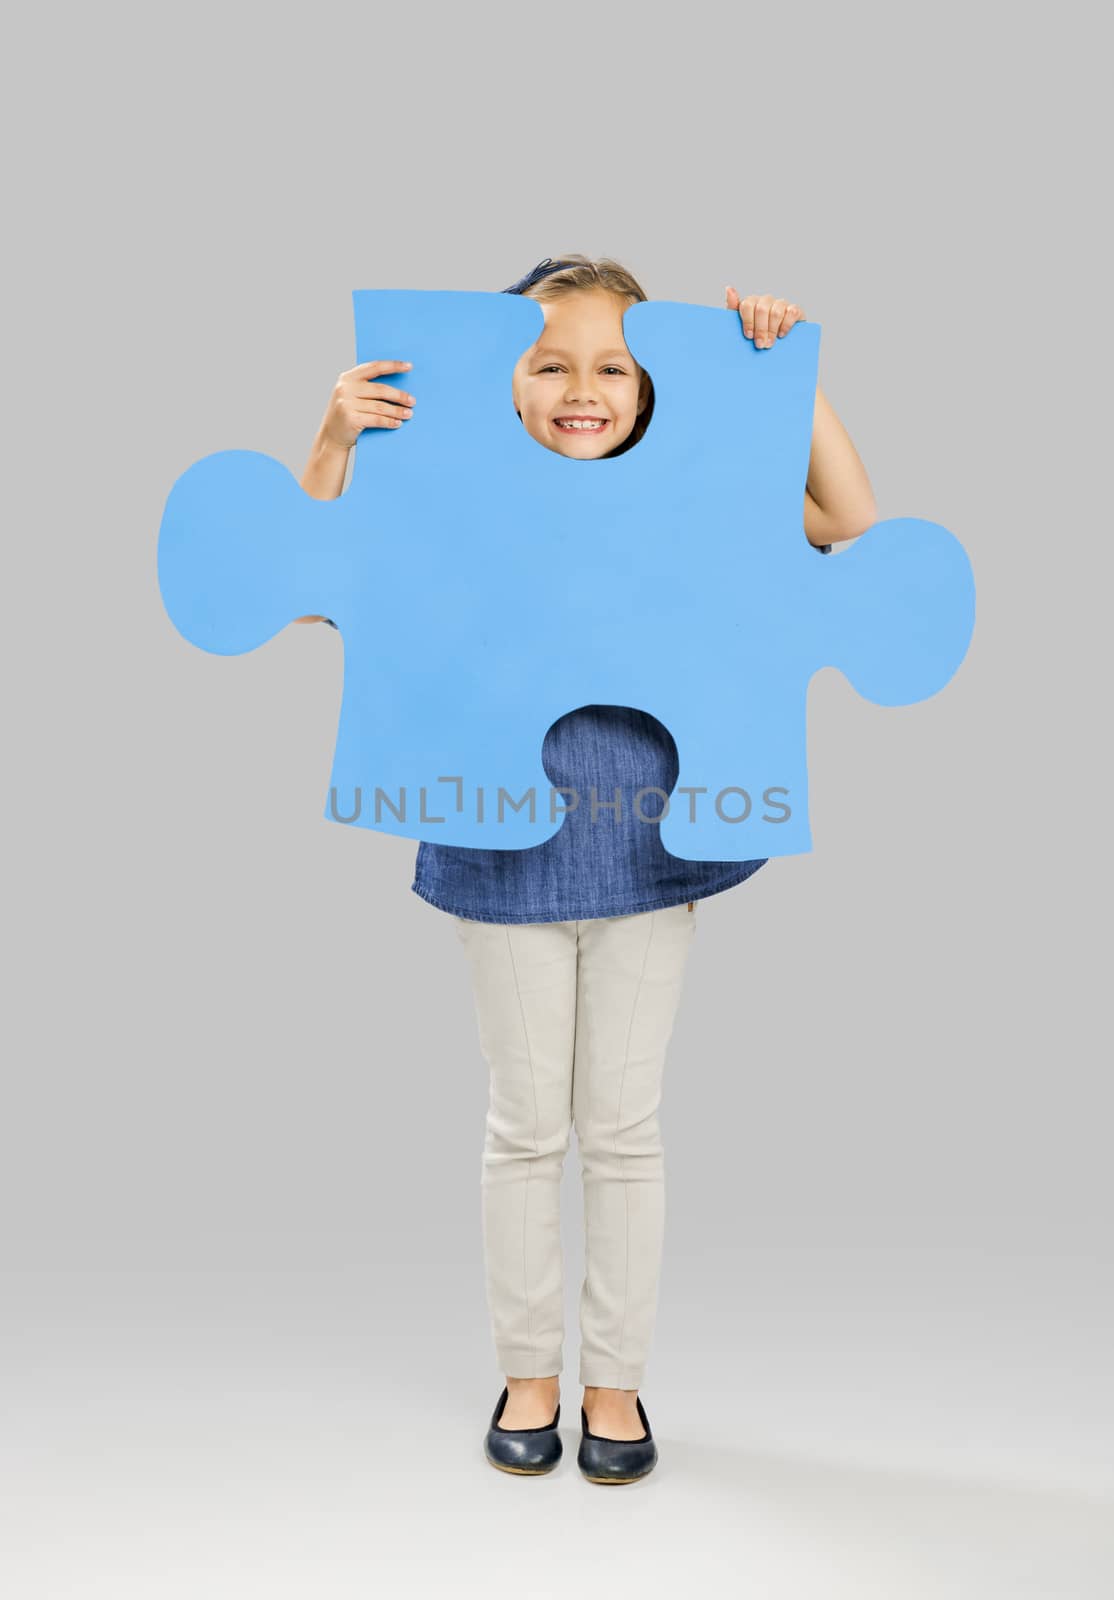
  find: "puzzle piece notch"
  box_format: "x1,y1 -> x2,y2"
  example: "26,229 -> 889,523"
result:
350,291 -> 824,491
158,294 -> 825,662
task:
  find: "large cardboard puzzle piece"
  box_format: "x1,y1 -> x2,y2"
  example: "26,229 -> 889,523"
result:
158,291 -> 975,861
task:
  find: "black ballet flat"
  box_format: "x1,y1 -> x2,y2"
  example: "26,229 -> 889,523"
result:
578,1396 -> 658,1484
484,1386 -> 563,1475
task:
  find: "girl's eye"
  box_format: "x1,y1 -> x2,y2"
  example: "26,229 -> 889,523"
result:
538,365 -> 627,375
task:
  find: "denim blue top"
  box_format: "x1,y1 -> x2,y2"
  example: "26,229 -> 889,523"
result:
407,701 -> 769,923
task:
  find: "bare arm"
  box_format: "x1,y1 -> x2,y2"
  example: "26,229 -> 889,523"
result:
292,358 -> 414,624
292,429 -> 351,623
802,383 -> 878,548
723,292 -> 878,550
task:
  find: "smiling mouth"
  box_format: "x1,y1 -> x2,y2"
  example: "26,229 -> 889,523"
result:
552,417 -> 610,433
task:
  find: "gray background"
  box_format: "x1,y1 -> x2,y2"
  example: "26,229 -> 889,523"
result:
4,3 -> 1110,1595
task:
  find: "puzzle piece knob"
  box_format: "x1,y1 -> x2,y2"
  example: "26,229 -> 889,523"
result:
829,517 -> 976,707
159,449 -> 339,655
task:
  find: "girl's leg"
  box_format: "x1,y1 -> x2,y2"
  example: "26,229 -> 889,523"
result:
572,902 -> 697,1394
454,917 -> 577,1384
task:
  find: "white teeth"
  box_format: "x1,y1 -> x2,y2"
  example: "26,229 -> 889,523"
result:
555,418 -> 606,430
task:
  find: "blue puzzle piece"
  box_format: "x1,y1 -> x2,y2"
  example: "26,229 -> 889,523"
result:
158,291 -> 975,860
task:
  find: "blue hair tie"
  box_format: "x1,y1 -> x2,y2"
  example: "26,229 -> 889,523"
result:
502,256 -> 574,295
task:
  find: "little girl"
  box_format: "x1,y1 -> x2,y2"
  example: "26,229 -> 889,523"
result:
296,254 -> 877,1483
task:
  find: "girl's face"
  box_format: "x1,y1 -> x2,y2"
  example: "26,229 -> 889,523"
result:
512,288 -> 650,459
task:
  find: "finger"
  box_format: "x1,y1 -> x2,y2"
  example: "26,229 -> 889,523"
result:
354,397 -> 414,419
352,399 -> 414,428
352,359 -> 412,377
738,293 -> 758,340
767,298 -> 788,341
360,381 -> 417,406
779,302 -> 804,336
753,295 -> 773,348
725,284 -> 739,310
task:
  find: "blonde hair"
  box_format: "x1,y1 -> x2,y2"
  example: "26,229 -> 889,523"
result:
520,253 -> 654,454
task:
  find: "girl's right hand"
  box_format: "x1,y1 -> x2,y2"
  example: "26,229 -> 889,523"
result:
319,359 -> 416,452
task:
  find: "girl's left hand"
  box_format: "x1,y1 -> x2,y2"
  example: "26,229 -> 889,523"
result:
725,287 -> 805,349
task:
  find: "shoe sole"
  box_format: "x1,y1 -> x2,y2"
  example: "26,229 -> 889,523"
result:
486,1453 -> 560,1476
580,1472 -> 651,1484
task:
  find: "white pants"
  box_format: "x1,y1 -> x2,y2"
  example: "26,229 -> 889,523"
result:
454,901 -> 697,1389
